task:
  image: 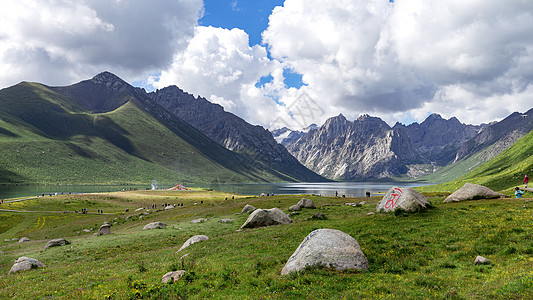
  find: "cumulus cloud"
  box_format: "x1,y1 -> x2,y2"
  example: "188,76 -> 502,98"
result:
262,0 -> 533,126
0,0 -> 203,87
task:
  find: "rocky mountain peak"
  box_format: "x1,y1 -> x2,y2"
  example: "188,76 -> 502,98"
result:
90,71 -> 128,89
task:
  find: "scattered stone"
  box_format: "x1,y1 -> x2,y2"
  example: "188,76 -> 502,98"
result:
191,218 -> 207,224
241,204 -> 256,214
18,237 -> 30,243
281,229 -> 369,275
164,205 -> 175,210
125,216 -> 131,220
176,235 -> 209,252
9,257 -> 46,275
4,239 -> 11,242
11,238 -> 19,241
45,238 -> 69,249
344,203 -> 358,207
162,270 -> 186,283
138,215 -> 143,219
444,183 -> 507,203
98,224 -> 111,236
358,201 -> 367,206
83,229 -> 91,233
0,250 -> 4,254
310,212 -> 326,220
474,256 -> 491,265
134,208 -> 144,211
93,233 -> 98,236
297,198 -> 316,209
376,187 -> 430,213
103,221 -> 110,226
143,222 -> 167,230
367,212 -> 375,216
288,204 -> 301,212
219,219 -> 233,223
240,208 -> 292,229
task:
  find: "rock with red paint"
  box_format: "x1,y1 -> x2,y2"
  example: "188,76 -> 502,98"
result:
443,183 -> 507,203
281,228 -> 369,275
376,187 -> 430,213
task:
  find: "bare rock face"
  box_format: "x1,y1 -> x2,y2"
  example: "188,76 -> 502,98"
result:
281,229 -> 368,275
240,208 -> 292,229
444,183 -> 507,203
45,238 -> 69,249
162,270 -> 186,283
376,187 -> 430,212
176,235 -> 209,252
143,222 -> 167,231
9,257 -> 46,275
241,204 -> 256,214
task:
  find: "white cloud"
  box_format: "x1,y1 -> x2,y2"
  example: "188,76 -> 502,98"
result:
0,0 -> 203,87
262,0 -> 533,126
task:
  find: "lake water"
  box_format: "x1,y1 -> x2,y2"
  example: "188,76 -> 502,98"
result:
0,182 -> 433,199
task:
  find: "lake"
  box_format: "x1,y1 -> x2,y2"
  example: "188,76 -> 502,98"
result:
0,182 -> 433,199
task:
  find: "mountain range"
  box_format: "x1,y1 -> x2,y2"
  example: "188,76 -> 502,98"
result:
276,109 -> 533,181
0,72 -> 323,185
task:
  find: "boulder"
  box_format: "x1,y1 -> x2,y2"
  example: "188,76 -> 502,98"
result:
218,219 -> 233,223
176,235 -> 209,252
45,238 -> 69,249
162,270 -> 186,283
98,224 -> 111,236
191,218 -> 207,224
288,204 -> 301,212
241,204 -> 256,214
18,237 -> 30,243
4,239 -> 11,242
82,229 -> 91,233
297,198 -> 316,209
444,183 -> 507,203
281,229 -> 369,275
240,208 -> 292,229
8,257 -> 46,275
164,205 -> 175,210
474,256 -> 491,265
143,222 -> 167,231
11,238 -> 18,241
376,187 -> 430,213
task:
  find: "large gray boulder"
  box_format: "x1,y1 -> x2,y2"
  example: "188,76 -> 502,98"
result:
241,204 -> 256,214
444,183 -> 507,202
281,229 -> 369,275
98,224 -> 111,236
240,208 -> 292,229
176,235 -> 209,252
376,187 -> 430,213
297,198 -> 316,209
8,257 -> 46,275
143,222 -> 167,230
45,238 -> 69,249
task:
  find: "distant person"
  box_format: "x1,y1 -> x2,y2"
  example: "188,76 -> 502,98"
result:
515,187 -> 524,198
366,191 -> 371,198
524,175 -> 529,188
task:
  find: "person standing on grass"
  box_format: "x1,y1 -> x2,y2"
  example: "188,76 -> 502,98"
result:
515,187 -> 524,198
524,175 -> 529,188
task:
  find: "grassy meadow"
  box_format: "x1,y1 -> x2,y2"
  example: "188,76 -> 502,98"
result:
0,189 -> 532,299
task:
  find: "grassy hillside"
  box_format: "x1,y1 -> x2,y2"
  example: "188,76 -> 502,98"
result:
0,191 -> 531,299
418,130 -> 533,193
0,82 -> 284,185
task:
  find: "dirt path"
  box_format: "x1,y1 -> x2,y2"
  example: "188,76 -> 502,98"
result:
0,208 -> 114,215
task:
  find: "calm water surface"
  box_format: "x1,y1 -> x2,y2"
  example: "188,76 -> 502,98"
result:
0,182 -> 434,200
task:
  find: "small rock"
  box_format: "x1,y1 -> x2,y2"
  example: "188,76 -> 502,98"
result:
474,256 -> 491,265
367,212 -> 375,215
9,257 -> 46,275
18,237 -> 30,243
45,238 -> 69,249
162,270 -> 186,283
310,212 -> 326,220
191,218 -> 207,224
98,224 -> 111,236
288,204 -> 301,212
176,235 -> 209,252
219,219 -> 233,223
241,204 -> 256,214
164,205 -> 175,210
83,229 -> 91,233
143,222 -> 167,230
344,203 -> 357,207
134,208 -> 144,211
11,238 -> 19,241
4,239 -> 11,242
125,216 -> 131,220
358,201 -> 367,206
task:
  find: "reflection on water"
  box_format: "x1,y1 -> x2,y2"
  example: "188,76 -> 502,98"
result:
0,182 -> 434,200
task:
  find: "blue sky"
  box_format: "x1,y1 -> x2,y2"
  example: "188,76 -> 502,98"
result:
0,0 -> 531,129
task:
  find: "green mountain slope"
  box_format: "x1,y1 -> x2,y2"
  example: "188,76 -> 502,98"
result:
0,81 -> 290,185
419,130 -> 533,192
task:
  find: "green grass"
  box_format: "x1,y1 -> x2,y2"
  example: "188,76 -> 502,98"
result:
418,130 -> 533,193
0,191 -> 532,299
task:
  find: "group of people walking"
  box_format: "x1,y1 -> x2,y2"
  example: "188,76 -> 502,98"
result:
515,174 -> 529,198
